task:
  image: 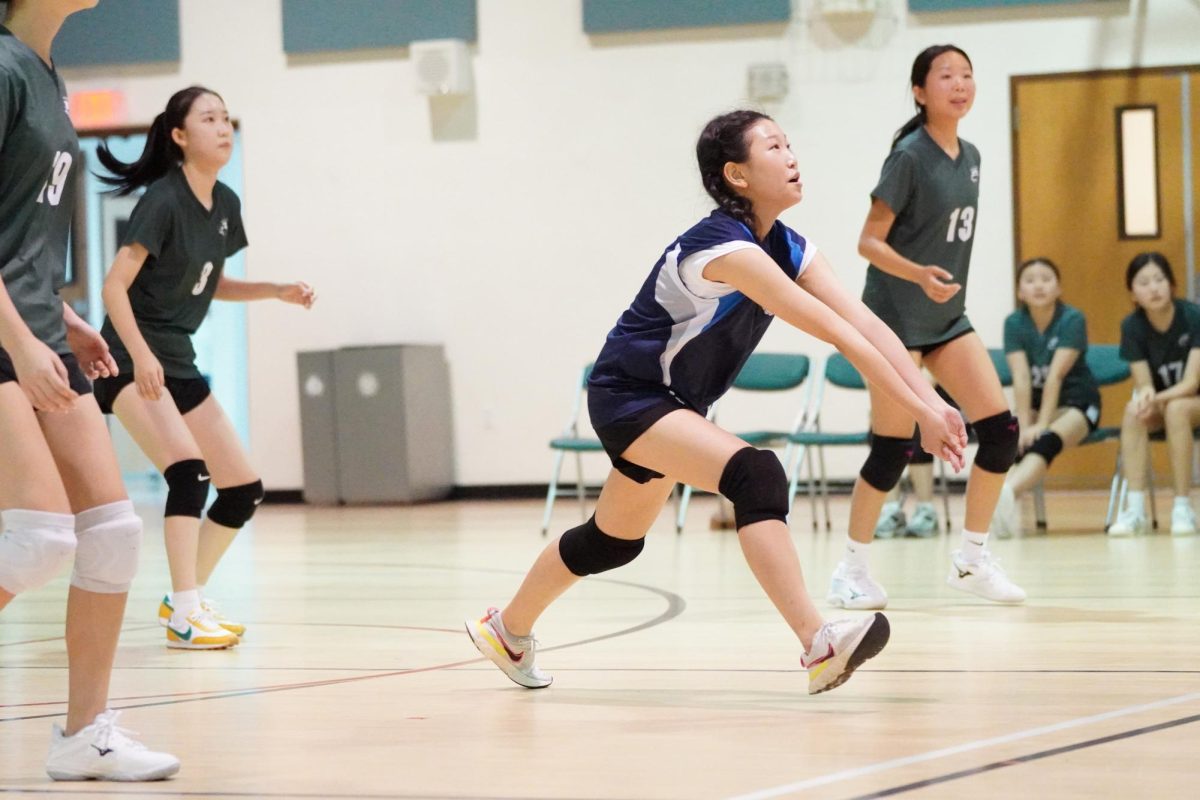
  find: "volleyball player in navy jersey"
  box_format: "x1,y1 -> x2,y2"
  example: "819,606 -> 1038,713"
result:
0,0 -> 179,781
467,110 -> 968,695
93,86 -> 315,650
828,45 -> 1026,612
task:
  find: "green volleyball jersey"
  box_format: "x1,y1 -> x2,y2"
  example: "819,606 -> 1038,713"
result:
1003,303 -> 1099,409
1119,299 -> 1200,392
101,167 -> 248,378
0,27 -> 80,355
862,127 -> 981,348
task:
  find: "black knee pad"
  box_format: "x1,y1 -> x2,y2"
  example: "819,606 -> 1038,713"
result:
859,435 -> 914,492
973,411 -> 1020,473
558,516 -> 645,577
207,479 -> 264,529
718,447 -> 789,530
1026,430 -> 1064,465
163,459 -> 210,518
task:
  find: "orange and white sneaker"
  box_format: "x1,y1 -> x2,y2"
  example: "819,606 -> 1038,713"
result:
801,612 -> 890,695
165,609 -> 239,650
200,598 -> 245,638
465,607 -> 551,688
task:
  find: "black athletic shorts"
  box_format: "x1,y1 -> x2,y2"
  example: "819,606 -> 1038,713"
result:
0,347 -> 93,396
93,372 -> 211,415
912,325 -> 975,357
1066,401 -> 1102,434
587,383 -> 696,484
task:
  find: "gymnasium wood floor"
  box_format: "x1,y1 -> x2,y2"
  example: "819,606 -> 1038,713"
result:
1,490 -> 1197,799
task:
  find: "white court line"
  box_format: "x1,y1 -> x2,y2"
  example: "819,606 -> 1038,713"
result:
727,691 -> 1200,800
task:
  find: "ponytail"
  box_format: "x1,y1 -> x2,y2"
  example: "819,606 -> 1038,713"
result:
95,85 -> 223,195
96,112 -> 177,195
891,110 -> 926,151
696,110 -> 770,233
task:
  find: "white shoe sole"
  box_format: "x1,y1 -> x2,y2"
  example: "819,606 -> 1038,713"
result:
946,574 -> 1026,604
826,592 -> 887,611
464,619 -> 551,689
165,636 -> 238,650
47,761 -> 180,781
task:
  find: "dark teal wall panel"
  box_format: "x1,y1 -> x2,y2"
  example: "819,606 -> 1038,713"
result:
583,0 -> 790,33
282,0 -> 476,53
54,0 -> 180,67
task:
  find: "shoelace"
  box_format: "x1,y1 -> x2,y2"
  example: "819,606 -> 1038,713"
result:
90,710 -> 147,753
803,621 -> 840,663
489,615 -> 539,654
974,551 -> 1009,577
194,609 -> 227,631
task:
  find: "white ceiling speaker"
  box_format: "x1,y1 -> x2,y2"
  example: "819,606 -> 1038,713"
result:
411,38 -> 473,96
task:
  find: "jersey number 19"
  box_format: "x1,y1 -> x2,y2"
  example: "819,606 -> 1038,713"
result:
36,151 -> 74,207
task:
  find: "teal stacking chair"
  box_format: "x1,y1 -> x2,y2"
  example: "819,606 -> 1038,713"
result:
541,363 -> 605,536
784,353 -> 871,531
674,352 -> 812,534
1025,344 -> 1131,530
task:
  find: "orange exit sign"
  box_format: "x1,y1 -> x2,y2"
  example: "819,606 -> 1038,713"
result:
68,90 -> 127,128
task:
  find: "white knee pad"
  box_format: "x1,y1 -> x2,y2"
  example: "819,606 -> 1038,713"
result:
71,500 -> 143,594
0,509 -> 77,595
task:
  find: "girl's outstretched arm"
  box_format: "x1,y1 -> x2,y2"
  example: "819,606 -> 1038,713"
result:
706,248 -> 966,468
215,277 -> 316,307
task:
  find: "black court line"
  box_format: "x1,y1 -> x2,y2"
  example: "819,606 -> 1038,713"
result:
850,712 -> 1200,799
0,572 -> 686,723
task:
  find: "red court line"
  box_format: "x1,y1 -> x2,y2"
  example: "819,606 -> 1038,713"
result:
0,571 -> 686,721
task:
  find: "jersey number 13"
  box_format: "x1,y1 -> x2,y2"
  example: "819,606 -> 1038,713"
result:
946,206 -> 975,243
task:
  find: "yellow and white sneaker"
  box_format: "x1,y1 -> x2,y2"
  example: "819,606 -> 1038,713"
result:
157,594 -> 244,638
165,609 -> 239,650
200,598 -> 245,638
156,594 -> 172,627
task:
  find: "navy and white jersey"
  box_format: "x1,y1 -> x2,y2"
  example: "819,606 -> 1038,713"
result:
588,210 -> 816,427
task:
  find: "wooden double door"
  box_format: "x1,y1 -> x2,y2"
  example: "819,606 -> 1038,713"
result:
1012,65 -> 1200,488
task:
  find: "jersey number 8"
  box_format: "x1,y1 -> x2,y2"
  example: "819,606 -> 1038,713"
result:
36,151 -> 74,207
192,262 -> 214,296
946,206 -> 975,243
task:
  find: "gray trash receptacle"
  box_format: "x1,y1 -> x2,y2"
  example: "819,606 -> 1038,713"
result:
297,350 -> 340,504
298,344 -> 455,504
333,344 -> 454,504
